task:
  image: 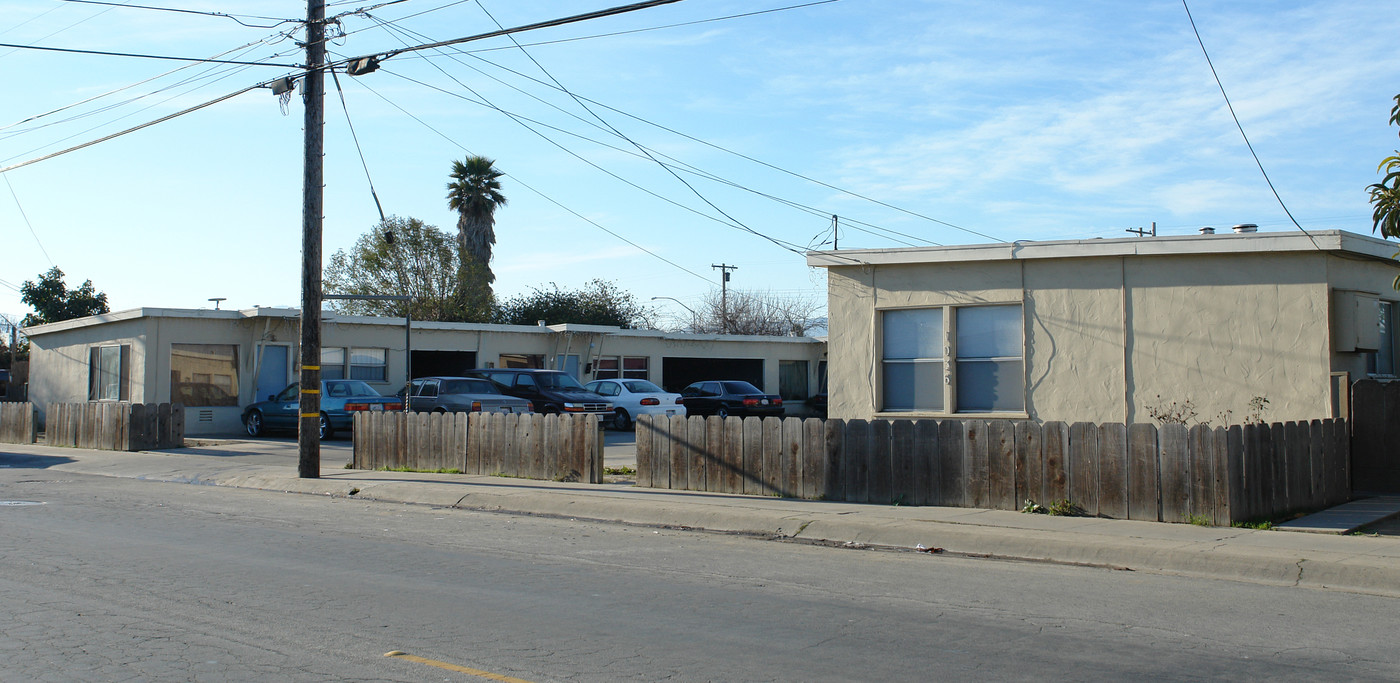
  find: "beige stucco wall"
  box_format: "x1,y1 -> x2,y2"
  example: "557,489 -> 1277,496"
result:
826,248 -> 1383,425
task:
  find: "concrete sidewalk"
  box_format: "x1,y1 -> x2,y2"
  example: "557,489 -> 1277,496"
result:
4,440 -> 1400,598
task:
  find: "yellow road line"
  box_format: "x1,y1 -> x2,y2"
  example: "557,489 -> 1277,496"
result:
383,651 -> 534,682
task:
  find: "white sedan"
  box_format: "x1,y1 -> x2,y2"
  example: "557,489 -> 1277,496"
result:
583,379 -> 686,430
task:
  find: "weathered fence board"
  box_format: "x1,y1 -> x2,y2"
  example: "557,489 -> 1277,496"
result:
1098,423 -> 1128,520
354,412 -> 600,482
1127,423 -> 1159,521
627,415 -> 1349,525
43,402 -> 182,451
0,403 -> 36,444
1069,422 -> 1099,516
986,420 -> 1016,511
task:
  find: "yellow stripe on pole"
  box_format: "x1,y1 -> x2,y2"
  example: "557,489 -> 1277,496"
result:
300,413 -> 320,418
302,365 -> 320,370
383,651 -> 534,682
302,389 -> 321,394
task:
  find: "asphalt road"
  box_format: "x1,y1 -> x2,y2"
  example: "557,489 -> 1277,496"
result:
3,464 -> 1399,682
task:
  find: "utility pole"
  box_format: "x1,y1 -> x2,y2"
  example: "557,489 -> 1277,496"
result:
1125,221 -> 1157,238
298,0 -> 326,479
832,214 -> 838,250
711,264 -> 737,334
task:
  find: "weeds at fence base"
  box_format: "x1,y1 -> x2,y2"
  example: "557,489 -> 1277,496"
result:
378,466 -> 463,474
1022,499 -> 1082,516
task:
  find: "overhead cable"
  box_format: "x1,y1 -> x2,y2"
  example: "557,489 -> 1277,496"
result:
0,41 -> 299,67
1181,0 -> 1318,247
56,0 -> 299,28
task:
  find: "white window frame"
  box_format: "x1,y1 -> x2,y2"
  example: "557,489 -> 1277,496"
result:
879,303 -> 1025,415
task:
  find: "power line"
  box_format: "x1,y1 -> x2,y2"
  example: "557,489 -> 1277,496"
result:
3,175 -> 54,267
1181,0 -> 1319,247
55,0 -> 299,28
0,40 -> 299,67
0,81 -> 265,174
344,72 -> 713,284
0,32 -> 299,134
453,45 -> 998,243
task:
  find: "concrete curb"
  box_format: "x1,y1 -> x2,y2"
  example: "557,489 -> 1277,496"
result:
18,447 -> 1400,598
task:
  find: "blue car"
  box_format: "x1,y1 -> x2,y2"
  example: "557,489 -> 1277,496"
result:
242,380 -> 403,440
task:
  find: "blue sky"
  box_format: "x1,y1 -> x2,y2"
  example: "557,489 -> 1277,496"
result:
2,0 -> 1397,329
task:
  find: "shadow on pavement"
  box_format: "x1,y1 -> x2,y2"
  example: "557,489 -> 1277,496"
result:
0,453 -> 77,469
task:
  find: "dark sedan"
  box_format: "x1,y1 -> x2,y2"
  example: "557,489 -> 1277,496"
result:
679,380 -> 784,418
243,380 -> 403,440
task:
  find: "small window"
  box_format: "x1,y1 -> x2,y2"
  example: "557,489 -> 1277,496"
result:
882,308 -> 944,411
88,344 -> 128,401
955,305 -> 1024,412
420,380 -> 439,398
778,360 -> 809,401
321,347 -> 346,380
623,356 -> 649,380
349,348 -> 387,382
594,357 -> 620,380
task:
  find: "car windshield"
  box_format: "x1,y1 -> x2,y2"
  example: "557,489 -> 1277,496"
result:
326,380 -> 380,397
622,380 -> 663,393
721,381 -> 763,394
442,379 -> 498,395
536,373 -> 587,390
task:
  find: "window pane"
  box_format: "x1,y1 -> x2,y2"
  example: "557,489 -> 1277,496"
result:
622,356 -> 648,379
171,344 -> 240,407
883,308 -> 943,360
779,360 -> 809,400
1377,302 -> 1396,376
956,360 -> 1024,412
883,361 -> 943,411
321,347 -> 346,380
957,305 -> 1022,359
349,365 -> 386,382
350,348 -> 385,365
98,346 -> 121,401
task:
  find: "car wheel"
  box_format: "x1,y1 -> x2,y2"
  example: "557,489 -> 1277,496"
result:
318,413 -> 334,440
245,411 -> 264,437
715,406 -> 729,419
613,409 -> 631,431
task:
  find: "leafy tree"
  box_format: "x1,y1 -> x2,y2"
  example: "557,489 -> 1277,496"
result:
20,267 -> 109,327
325,216 -> 490,322
495,279 -> 655,328
1368,94 -> 1400,287
674,289 -> 823,337
446,155 -> 507,309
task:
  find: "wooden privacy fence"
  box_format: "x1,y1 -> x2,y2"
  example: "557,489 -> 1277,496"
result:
45,402 -> 184,451
353,411 -> 604,483
1351,379 -> 1400,494
0,403 -> 37,444
636,416 -> 1350,525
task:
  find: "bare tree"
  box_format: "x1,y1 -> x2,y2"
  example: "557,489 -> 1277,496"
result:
675,289 -> 824,336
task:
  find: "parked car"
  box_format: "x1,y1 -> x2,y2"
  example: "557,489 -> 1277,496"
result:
808,391 -> 828,419
679,380 -> 784,418
242,379 -> 403,440
583,378 -> 686,430
404,377 -> 533,415
465,369 -> 612,417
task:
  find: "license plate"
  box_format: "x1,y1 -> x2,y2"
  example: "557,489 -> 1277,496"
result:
502,407 -> 512,413
665,410 -> 677,415
370,404 -> 383,411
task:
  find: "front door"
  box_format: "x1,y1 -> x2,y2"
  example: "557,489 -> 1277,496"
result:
256,345 -> 291,403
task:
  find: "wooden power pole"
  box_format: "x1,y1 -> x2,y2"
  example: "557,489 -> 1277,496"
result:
298,0 -> 326,479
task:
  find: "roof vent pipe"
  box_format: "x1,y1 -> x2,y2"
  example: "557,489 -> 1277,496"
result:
537,320 -> 547,327
1199,227 -> 1215,235
1232,223 -> 1258,233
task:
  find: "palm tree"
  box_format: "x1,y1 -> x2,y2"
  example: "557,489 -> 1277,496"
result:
446,155 -> 507,283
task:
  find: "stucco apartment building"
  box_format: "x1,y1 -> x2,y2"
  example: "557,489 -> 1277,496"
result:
807,229 -> 1400,425
23,308 -> 826,435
